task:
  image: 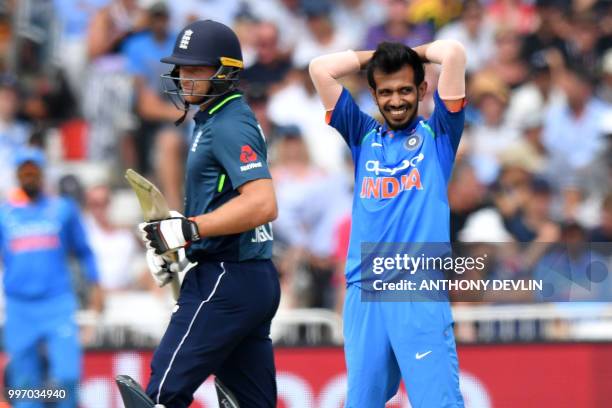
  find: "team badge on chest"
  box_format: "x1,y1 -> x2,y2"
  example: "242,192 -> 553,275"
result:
404,133 -> 422,151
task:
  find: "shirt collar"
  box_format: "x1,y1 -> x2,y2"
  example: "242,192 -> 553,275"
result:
194,91 -> 242,124
381,115 -> 422,137
7,188 -> 46,206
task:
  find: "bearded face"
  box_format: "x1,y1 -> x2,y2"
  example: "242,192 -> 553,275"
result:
17,162 -> 43,200
371,65 -> 427,130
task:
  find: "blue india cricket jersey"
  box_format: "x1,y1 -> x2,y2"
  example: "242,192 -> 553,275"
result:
0,193 -> 99,299
328,88 -> 464,286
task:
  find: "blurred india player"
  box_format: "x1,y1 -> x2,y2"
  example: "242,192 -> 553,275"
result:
138,20 -> 280,407
309,40 -> 467,407
0,149 -> 103,408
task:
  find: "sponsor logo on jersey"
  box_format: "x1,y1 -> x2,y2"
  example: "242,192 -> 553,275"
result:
240,162 -> 263,172
10,235 -> 60,252
360,153 -> 424,199
365,153 -> 424,176
240,145 -> 258,163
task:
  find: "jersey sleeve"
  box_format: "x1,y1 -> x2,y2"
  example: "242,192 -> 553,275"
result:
328,87 -> 378,150
65,199 -> 100,283
211,117 -> 272,189
428,90 -> 465,154
427,90 -> 466,180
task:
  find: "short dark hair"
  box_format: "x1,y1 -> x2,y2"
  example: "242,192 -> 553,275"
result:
366,42 -> 425,89
565,63 -> 596,88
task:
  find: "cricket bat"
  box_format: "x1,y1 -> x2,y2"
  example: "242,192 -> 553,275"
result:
125,169 -> 181,300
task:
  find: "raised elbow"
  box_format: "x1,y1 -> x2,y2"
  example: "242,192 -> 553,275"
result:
445,40 -> 467,66
308,57 -> 325,81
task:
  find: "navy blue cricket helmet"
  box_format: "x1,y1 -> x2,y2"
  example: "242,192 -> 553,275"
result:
160,20 -> 244,123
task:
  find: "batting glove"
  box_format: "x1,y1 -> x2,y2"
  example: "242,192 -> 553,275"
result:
140,211 -> 200,255
145,248 -> 192,287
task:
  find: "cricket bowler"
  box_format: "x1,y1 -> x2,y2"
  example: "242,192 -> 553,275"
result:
124,20 -> 280,408
309,40 -> 467,407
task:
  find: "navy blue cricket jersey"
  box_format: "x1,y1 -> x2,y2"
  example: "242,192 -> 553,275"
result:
184,92 -> 273,262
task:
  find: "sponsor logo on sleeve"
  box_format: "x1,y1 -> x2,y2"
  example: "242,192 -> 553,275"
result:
240,145 -> 263,171
240,145 -> 257,163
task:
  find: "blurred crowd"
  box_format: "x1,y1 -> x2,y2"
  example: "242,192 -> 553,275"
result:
0,0 -> 610,317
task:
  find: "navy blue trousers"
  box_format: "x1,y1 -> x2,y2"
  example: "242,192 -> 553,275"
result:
146,259 -> 280,407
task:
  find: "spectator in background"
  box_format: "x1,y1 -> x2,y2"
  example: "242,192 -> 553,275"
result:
331,214 -> 350,315
122,2 -> 175,103
242,21 -> 292,91
498,177 -> 560,242
58,174 -> 86,208
486,0 -> 537,34
271,126 -> 352,308
268,65 -> 347,174
87,0 -> 146,61
566,12 -> 602,77
406,0 -> 462,30
20,69 -> 79,127
52,0 -> 109,100
595,1 -> 612,53
448,162 -> 489,242
535,222 -> 612,302
520,0 -> 571,63
589,192 -> 612,256
599,49 -> 612,103
515,114 -> 548,168
591,192 -> 612,240
331,0 -> 385,47
292,0 -> 354,69
245,86 -> 282,147
122,1 -> 185,209
84,0 -> 143,163
84,185 -> 143,291
0,77 -> 30,197
363,0 -> 433,50
435,0 -> 495,74
485,28 -> 529,89
542,66 -> 609,195
271,126 -> 326,309
232,10 -> 260,69
464,72 -> 520,184
247,0 -> 305,53
506,53 -> 566,129
168,0 -> 241,30
0,149 -> 103,408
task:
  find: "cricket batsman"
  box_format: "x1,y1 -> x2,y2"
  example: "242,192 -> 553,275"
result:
127,20 -> 280,408
309,40 -> 467,407
0,148 -> 103,408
